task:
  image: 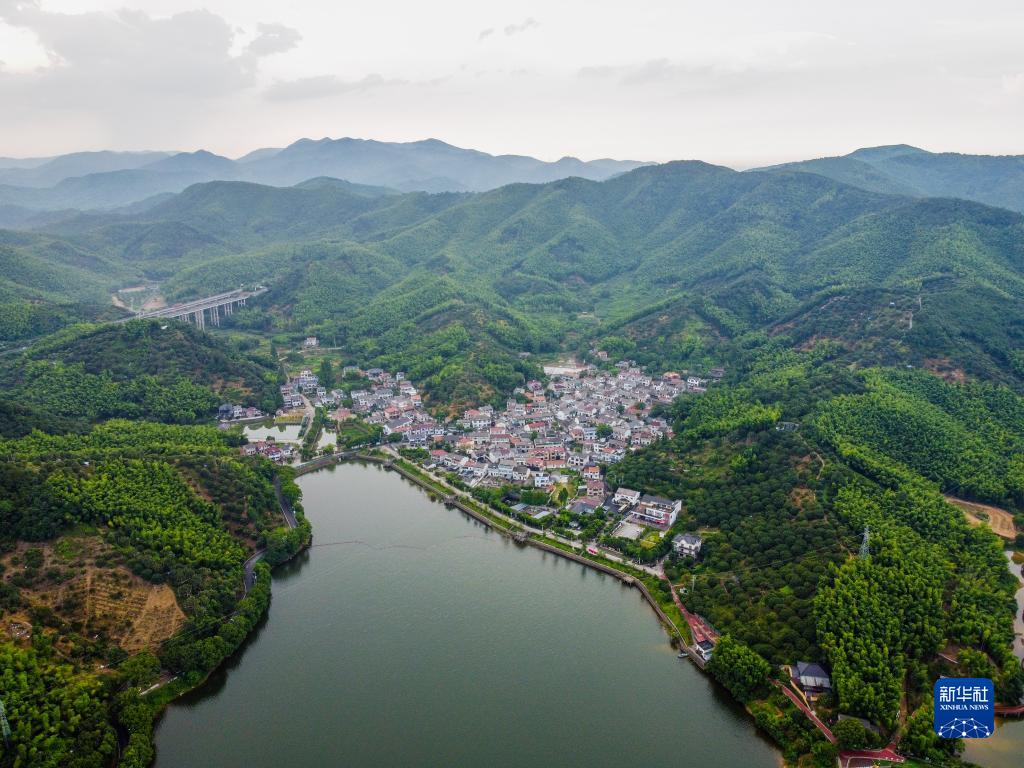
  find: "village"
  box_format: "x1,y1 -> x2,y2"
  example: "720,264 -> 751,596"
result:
233,352 -> 725,585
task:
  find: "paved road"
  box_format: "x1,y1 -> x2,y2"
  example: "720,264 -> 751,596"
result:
774,681 -> 836,744
242,475 -> 300,594
773,681 -> 906,766
382,446 -> 664,578
242,549 -> 265,595
838,746 -> 904,767
273,476 -> 299,528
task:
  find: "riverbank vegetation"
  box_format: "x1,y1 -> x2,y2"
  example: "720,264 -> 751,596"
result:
604,348 -> 1023,762
0,422 -> 305,768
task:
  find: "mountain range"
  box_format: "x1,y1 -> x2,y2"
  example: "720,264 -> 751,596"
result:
3,144 -> 1024,407
0,137 -> 646,212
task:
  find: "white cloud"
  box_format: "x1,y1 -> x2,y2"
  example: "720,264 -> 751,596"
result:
0,3 -> 281,102
1001,72 -> 1024,95
1,1 -> 1024,164
264,73 -> 407,102
503,17 -> 538,36
246,22 -> 301,57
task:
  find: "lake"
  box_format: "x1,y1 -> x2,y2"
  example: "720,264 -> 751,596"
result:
962,551 -> 1024,768
153,462 -> 779,767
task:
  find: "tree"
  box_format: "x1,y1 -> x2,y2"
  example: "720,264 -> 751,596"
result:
900,699 -> 962,762
706,635 -> 771,701
596,424 -> 613,439
318,359 -> 335,391
833,718 -> 874,750
119,651 -> 160,688
811,741 -> 838,768
958,648 -> 995,679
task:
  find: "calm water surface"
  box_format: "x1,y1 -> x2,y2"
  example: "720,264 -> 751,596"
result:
154,462 -> 780,767
962,551 -> 1024,768
242,421 -> 301,443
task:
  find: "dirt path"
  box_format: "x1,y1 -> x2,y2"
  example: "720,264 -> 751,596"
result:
946,497 -> 1018,540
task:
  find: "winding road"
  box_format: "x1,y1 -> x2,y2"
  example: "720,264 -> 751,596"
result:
242,477 -> 299,595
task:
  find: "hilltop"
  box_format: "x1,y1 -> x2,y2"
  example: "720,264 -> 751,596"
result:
0,320 -> 282,428
757,144 -> 1024,213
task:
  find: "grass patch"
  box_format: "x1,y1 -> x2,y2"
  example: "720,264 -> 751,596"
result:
639,530 -> 662,549
336,419 -> 382,448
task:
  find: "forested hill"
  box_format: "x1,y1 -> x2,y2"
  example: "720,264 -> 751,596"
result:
140,162 -> 1024,404
757,144 -> 1024,214
5,159 -> 1024,405
0,320 -> 282,430
0,422 -> 311,768
605,352 -> 1024,763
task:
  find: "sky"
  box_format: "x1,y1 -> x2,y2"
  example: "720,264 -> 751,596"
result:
1,0 -> 1023,167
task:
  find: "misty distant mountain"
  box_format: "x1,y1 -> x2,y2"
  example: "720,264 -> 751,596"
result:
236,147 -> 284,163
0,166 -> 239,211
756,144 -> 1024,212
0,156 -> 54,170
0,138 -> 647,212
0,150 -> 175,188
237,137 -> 648,192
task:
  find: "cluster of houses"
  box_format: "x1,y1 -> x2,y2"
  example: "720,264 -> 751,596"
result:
240,439 -> 295,462
290,359 -> 722,535
279,368 -> 322,409
342,368 -> 443,443
248,359 -> 721,529
425,362 -> 718,489
217,403 -> 264,421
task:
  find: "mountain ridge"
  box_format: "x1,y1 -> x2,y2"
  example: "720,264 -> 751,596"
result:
0,137 -> 648,211
756,144 -> 1024,212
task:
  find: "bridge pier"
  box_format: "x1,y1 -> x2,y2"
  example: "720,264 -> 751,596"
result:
132,287 -> 265,327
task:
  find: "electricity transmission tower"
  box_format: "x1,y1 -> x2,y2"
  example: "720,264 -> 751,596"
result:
859,526 -> 870,559
0,697 -> 11,746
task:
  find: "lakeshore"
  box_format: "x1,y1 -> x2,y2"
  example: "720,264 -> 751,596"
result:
142,449 -> 1024,768
153,462 -> 781,767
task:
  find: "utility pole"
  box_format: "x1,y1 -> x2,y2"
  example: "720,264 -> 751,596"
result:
0,697 -> 11,747
859,525 -> 870,560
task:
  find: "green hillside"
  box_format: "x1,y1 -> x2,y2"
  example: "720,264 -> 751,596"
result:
2,150 -> 1024,767
7,160 -> 1024,406
0,421 -> 309,768
606,352 -> 1023,743
760,144 -> 1024,213
0,320 -> 282,427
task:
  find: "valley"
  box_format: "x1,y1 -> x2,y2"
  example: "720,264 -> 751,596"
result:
1,142 -> 1023,768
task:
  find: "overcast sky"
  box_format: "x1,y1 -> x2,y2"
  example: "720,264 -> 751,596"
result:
1,0 -> 1023,167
